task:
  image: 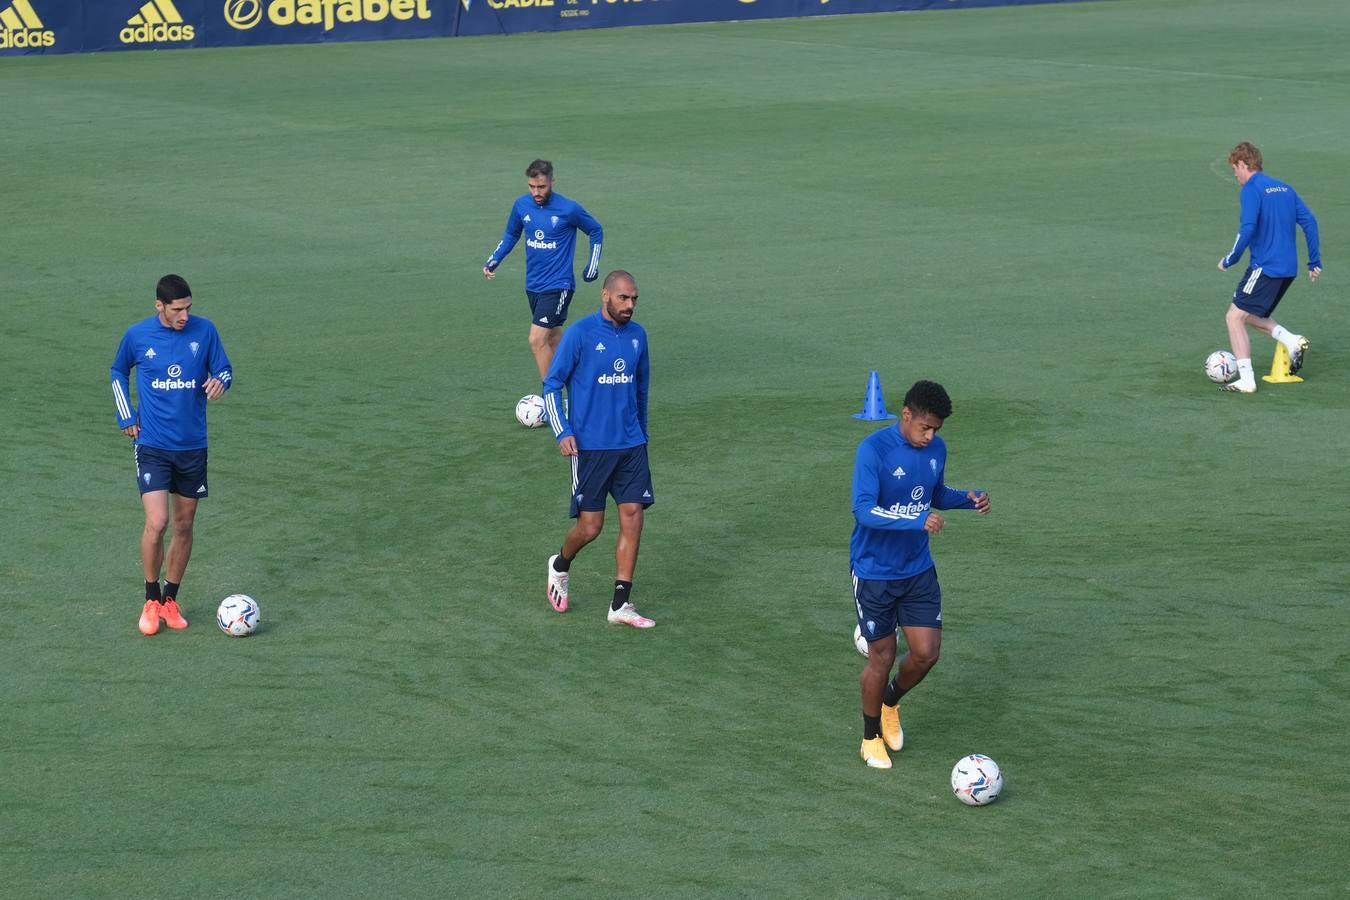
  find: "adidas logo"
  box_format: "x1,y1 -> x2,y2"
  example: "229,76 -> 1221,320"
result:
642,490 -> 651,499
539,316 -> 549,324
0,0 -> 54,49
122,0 -> 194,43
196,484 -> 206,494
892,466 -> 905,477
595,342 -> 606,351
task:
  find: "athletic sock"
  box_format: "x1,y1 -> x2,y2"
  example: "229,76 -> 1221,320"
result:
164,581 -> 180,601
1236,358 -> 1256,385
863,715 -> 881,740
883,679 -> 908,707
1271,324 -> 1297,349
612,580 -> 632,612
145,581 -> 162,602
553,551 -> 572,573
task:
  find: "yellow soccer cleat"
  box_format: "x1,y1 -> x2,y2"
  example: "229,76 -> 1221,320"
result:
860,736 -> 891,769
880,703 -> 904,752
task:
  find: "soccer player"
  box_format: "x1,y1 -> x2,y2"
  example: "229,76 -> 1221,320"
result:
851,380 -> 990,769
483,159 -> 604,382
542,270 -> 655,629
110,274 -> 233,636
1216,141 -> 1322,393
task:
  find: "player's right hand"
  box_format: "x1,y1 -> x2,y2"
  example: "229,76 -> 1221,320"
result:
121,424 -> 139,440
1309,266 -> 1322,283
558,435 -> 579,457
923,511 -> 946,534
483,259 -> 499,280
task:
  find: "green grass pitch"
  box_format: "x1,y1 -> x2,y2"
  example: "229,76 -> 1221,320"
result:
3,0 -> 1349,895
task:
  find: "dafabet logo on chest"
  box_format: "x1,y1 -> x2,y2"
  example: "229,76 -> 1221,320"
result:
122,0 -> 196,43
0,0 -> 54,49
225,0 -> 432,31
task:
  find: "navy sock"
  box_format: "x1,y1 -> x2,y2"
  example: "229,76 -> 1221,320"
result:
553,550 -> 572,573
164,581 -> 180,602
612,580 -> 632,612
883,679 -> 908,707
863,715 -> 881,740
145,581 -> 161,602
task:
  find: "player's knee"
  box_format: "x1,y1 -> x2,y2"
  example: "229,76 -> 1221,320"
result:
575,519 -> 604,543
1226,305 -> 1248,325
528,329 -> 550,352
913,647 -> 941,671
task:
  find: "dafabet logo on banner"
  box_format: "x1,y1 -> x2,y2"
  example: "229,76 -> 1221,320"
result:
0,0 -> 54,49
122,0 -> 196,44
225,0 -> 433,32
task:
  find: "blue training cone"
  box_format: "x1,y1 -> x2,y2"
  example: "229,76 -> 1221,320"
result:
853,370 -> 898,420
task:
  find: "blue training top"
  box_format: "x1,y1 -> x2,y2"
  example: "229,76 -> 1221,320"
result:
487,192 -> 603,292
543,309 -> 648,451
850,426 -> 977,581
1222,171 -> 1321,277
110,314 -> 232,451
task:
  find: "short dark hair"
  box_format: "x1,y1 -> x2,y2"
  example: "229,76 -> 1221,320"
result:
903,380 -> 953,419
603,269 -> 635,291
526,159 -> 553,179
156,274 -> 192,302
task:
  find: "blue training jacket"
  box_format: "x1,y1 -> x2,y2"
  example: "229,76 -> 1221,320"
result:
543,309 -> 648,451
850,426 -> 976,581
487,192 -> 603,292
1222,171 -> 1321,277
110,315 -> 232,451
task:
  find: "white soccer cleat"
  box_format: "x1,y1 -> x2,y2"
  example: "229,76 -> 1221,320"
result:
547,555 -> 569,613
607,602 -> 655,629
1221,381 -> 1257,393
1288,336 -> 1310,375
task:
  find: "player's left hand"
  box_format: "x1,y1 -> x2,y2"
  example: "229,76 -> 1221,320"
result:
969,490 -> 991,515
1309,266 -> 1322,283
1217,257 -> 1229,271
923,511 -> 946,534
203,377 -> 226,400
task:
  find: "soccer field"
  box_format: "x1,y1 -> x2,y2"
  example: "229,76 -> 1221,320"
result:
4,0 -> 1349,895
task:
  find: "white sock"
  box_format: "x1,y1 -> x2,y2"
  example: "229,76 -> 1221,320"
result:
1271,324 -> 1299,349
1236,358 -> 1256,384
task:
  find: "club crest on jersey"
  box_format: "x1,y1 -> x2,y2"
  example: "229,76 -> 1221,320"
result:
632,339 -> 639,351
190,341 -> 199,356
930,459 -> 937,472
550,216 -> 559,227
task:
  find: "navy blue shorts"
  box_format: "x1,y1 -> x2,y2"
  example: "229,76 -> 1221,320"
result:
526,289 -> 573,328
570,445 -> 654,518
135,445 -> 208,498
853,566 -> 942,639
1232,267 -> 1294,318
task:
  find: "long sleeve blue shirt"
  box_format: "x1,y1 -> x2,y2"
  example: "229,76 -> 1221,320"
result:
1222,171 -> 1321,277
487,192 -> 603,292
110,315 -> 232,451
543,309 -> 648,451
850,427 -> 976,580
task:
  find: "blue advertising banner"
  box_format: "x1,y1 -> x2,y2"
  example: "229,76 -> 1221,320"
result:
1,0 -> 1081,55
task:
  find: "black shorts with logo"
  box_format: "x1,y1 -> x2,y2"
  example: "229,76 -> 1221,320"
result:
134,445 -> 208,498
526,289 -> 573,328
569,445 -> 654,518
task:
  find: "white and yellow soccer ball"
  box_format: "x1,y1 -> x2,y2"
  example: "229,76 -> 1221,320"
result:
515,394 -> 547,428
217,594 -> 260,637
1204,350 -> 1238,383
951,754 -> 1004,806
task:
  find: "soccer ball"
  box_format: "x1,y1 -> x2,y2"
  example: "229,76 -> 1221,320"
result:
852,623 -> 900,657
853,624 -> 869,657
515,394 -> 547,428
1204,350 -> 1237,383
217,594 -> 260,637
951,754 -> 1004,806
